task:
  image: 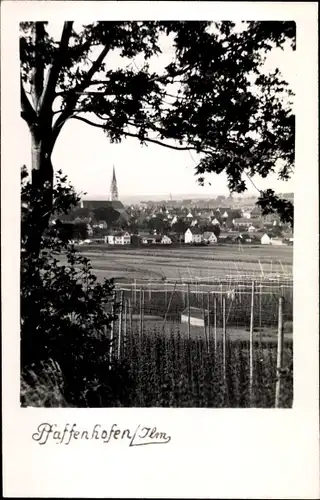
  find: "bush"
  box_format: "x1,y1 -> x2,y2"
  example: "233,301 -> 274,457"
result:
21,168 -> 131,407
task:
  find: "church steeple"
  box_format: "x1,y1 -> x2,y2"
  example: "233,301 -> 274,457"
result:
110,165 -> 119,201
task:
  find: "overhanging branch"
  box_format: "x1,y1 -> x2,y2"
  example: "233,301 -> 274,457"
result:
122,130 -> 200,151
71,115 -> 108,129
70,115 -> 211,153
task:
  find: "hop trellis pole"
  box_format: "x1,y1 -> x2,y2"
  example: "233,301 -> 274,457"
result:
139,287 -> 143,337
117,290 -> 124,361
109,290 -> 116,366
249,280 -> 255,402
275,295 -> 284,408
202,293 -> 208,352
134,278 -> 137,305
123,298 -> 127,354
129,298 -> 133,334
213,294 -> 217,354
207,292 -> 211,351
222,294 -> 227,382
187,283 -> 191,341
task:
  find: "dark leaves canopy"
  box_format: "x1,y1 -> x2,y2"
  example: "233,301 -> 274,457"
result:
20,21 -> 295,224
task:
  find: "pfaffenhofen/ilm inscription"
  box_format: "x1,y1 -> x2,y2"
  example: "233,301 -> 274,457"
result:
32,423 -> 172,447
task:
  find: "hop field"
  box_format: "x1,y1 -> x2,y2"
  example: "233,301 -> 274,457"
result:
120,329 -> 293,408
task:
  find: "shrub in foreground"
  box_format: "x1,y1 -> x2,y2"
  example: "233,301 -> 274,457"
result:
21,168 -> 131,407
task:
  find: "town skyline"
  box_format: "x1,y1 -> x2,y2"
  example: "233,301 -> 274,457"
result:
81,163 -> 293,205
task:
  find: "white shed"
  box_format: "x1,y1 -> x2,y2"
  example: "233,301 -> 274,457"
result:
261,233 -> 271,245
181,307 -> 210,327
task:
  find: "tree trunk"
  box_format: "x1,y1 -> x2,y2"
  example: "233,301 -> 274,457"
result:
25,129 -> 54,257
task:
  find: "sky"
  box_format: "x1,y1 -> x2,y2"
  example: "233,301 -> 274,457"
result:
19,22 -> 297,200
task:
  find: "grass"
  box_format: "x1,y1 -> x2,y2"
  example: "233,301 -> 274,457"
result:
21,359 -> 69,407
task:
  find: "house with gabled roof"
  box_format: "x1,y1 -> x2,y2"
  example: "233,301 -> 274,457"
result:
233,217 -> 252,230
261,233 -> 272,245
159,234 -> 172,245
107,231 -> 131,245
170,215 -> 178,226
184,227 -> 203,244
211,217 -> 220,226
203,231 -> 218,244
250,205 -> 263,219
139,232 -> 157,245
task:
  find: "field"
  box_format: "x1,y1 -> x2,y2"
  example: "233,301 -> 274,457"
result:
57,242 -> 293,408
76,244 -> 293,282
107,275 -> 293,408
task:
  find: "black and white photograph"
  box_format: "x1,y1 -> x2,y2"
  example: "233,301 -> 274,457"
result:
19,17 -> 296,409
1,2 -> 319,498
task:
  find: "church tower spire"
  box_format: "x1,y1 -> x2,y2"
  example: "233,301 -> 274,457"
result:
110,165 -> 119,201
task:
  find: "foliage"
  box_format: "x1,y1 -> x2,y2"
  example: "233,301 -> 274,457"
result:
69,207 -> 91,219
212,224 -> 221,237
54,220 -> 89,240
257,189 -> 294,227
172,218 -> 189,234
20,20 -> 295,236
147,215 -> 170,234
92,206 -> 120,225
21,167 -> 131,407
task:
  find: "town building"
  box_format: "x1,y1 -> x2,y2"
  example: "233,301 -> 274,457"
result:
140,234 -> 157,245
184,228 -> 203,244
159,235 -> 172,245
203,231 -> 218,244
233,218 -> 253,230
270,237 -> 284,246
261,233 -> 272,245
211,218 -> 220,226
110,165 -> 118,201
250,206 -> 263,219
80,166 -> 126,215
107,231 -> 131,245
